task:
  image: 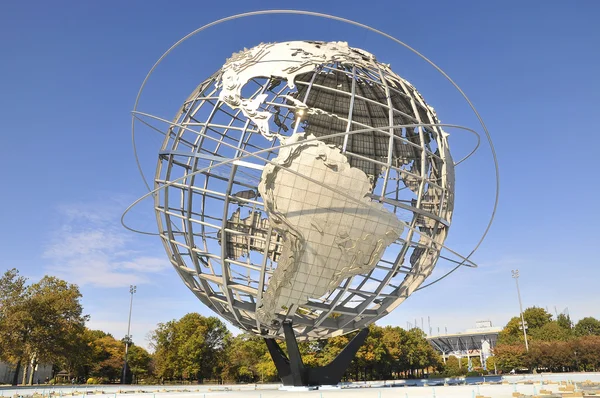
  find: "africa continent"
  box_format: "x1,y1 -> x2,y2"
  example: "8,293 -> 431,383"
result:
256,134 -> 405,324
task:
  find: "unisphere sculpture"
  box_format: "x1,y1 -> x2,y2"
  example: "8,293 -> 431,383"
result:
127,23 -> 497,385
155,40 -> 454,337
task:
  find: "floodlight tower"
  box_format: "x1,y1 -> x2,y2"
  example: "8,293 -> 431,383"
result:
511,270 -> 529,352
122,285 -> 136,384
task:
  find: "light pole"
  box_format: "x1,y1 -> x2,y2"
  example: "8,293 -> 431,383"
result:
511,270 -> 529,352
122,285 -> 136,384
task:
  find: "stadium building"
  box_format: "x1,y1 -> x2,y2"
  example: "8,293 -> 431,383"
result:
427,321 -> 501,370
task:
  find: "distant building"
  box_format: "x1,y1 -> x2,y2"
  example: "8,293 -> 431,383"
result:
426,321 -> 501,369
0,362 -> 53,385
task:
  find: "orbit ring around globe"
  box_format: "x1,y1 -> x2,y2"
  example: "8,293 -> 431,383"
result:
122,10 -> 499,340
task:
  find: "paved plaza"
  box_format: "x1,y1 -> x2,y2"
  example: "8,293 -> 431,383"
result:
2,374 -> 600,398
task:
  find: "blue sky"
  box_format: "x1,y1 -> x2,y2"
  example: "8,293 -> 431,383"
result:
1,1 -> 599,349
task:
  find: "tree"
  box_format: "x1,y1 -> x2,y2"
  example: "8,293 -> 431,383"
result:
151,313 -> 230,382
58,327 -> 96,381
442,356 -> 466,376
219,323 -> 441,383
0,270 -> 88,385
494,309 -> 600,373
26,276 -> 88,380
320,333 -> 351,367
48,327 -> 140,383
221,334 -> 269,383
91,334 -> 125,381
486,356 -> 497,373
355,325 -> 388,380
380,326 -> 407,379
557,314 -> 573,330
573,336 -> 600,371
526,341 -> 573,372
0,269 -> 29,385
498,317 -> 526,345
128,345 -> 152,382
150,320 -> 179,380
499,307 -> 555,346
255,353 -> 278,382
400,328 -> 441,378
493,344 -> 526,372
574,317 -> 600,336
530,321 -> 570,342
469,356 -> 482,369
523,307 -> 552,330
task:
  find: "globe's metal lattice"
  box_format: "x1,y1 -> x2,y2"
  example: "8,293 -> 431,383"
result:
153,41 -> 455,340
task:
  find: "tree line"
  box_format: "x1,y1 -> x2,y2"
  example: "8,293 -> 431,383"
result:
493,306 -> 600,373
0,268 -> 443,384
0,269 -> 152,385
4,268 -> 599,385
150,314 -> 442,383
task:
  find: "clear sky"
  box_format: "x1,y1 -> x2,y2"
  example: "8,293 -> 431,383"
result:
1,1 -> 599,349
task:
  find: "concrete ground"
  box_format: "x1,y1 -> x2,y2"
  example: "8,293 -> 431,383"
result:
1,373 -> 599,398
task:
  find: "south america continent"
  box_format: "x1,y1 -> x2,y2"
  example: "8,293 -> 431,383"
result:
256,133 -> 404,324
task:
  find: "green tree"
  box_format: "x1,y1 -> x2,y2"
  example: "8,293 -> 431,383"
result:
26,276 -> 88,381
355,325 -> 388,380
485,356 -> 497,373
221,334 -> 268,383
469,356 -> 482,369
380,326 -> 407,378
530,321 -> 571,342
494,344 -> 526,372
255,354 -> 278,383
128,345 -> 152,382
58,327 -> 96,380
91,333 -> 125,381
0,269 -> 29,385
150,320 -> 179,380
393,327 -> 441,379
151,313 -> 230,382
0,270 -> 88,385
219,324 -> 441,383
523,307 -> 552,330
498,317 -> 526,345
574,317 -> 600,336
320,333 -> 351,367
557,314 -> 573,330
63,328 -> 136,383
442,356 -> 466,376
499,307 -> 554,346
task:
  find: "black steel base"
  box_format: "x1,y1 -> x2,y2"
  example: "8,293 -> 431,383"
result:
265,321 -> 369,386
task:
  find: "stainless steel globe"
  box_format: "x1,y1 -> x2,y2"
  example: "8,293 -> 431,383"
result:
154,41 -> 455,340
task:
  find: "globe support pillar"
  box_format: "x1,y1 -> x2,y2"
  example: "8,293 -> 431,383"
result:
265,321 -> 369,386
